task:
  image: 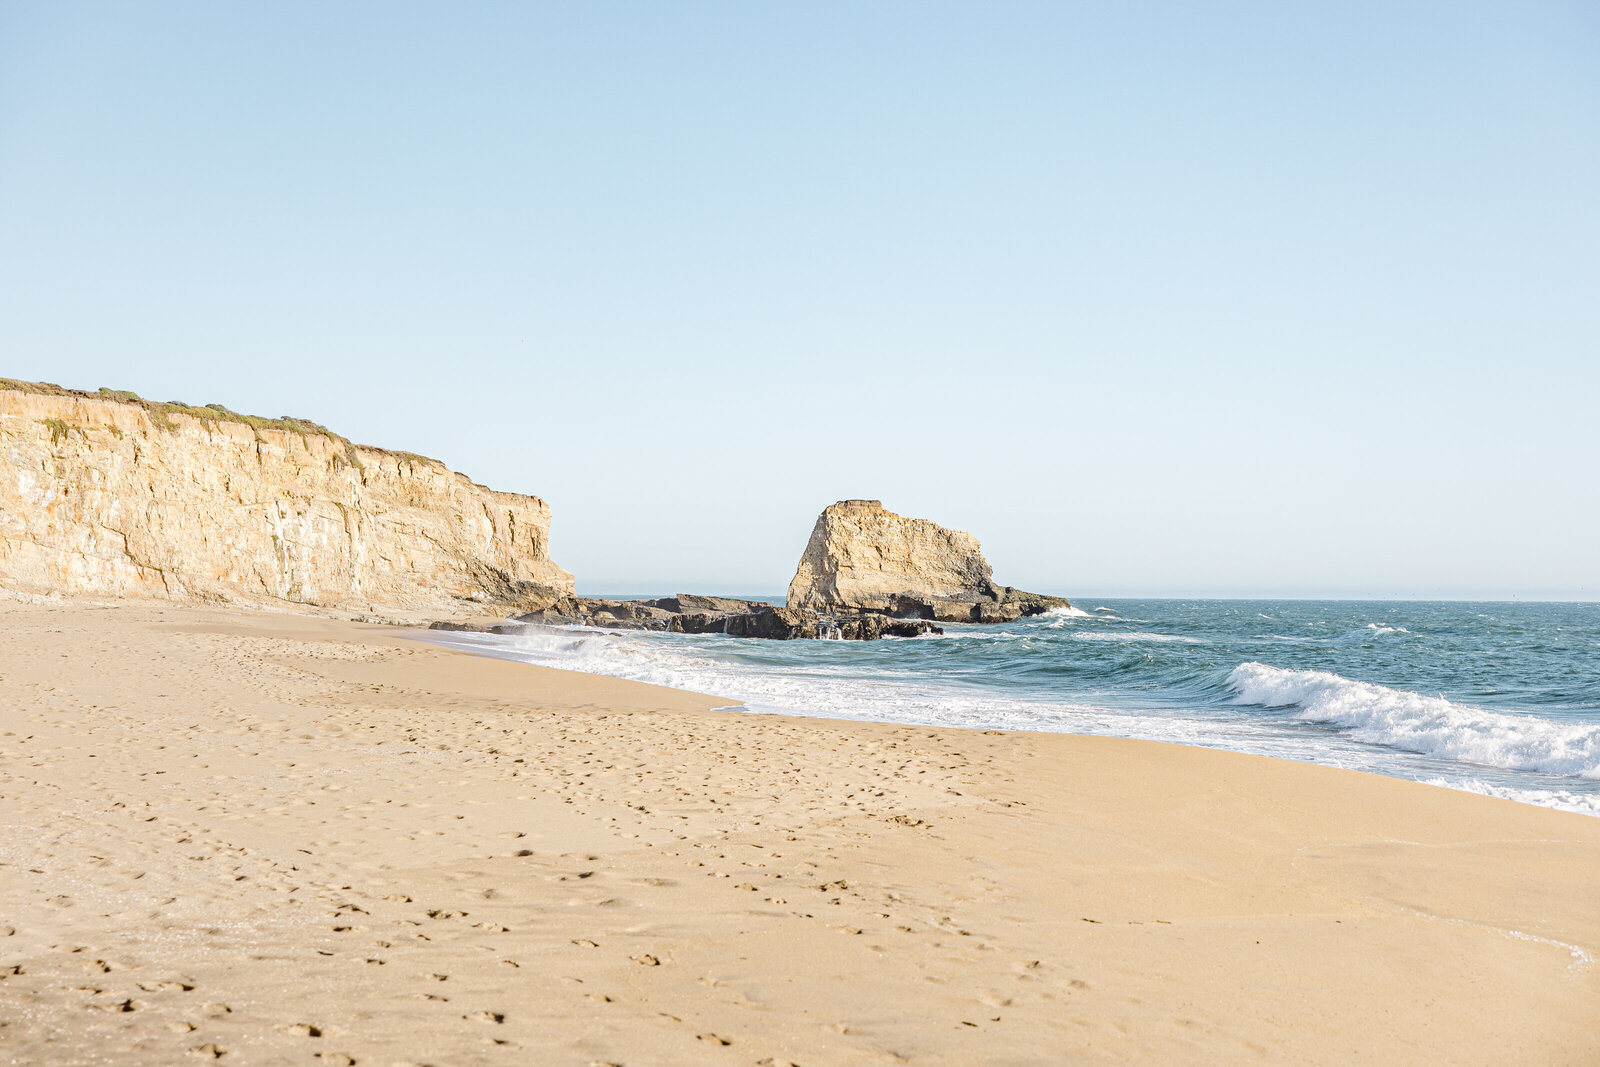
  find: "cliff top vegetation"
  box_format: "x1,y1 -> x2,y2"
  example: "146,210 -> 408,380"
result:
0,377 -> 442,468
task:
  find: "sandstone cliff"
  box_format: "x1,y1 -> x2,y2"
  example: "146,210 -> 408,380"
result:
787,500 -> 1068,622
0,381 -> 572,615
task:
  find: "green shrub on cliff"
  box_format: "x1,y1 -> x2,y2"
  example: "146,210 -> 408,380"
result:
1,376 -> 439,467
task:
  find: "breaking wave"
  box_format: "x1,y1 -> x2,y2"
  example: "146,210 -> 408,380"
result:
1227,662 -> 1600,779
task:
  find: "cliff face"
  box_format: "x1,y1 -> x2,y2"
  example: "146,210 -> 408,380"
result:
787,500 -> 1067,622
0,385 -> 572,615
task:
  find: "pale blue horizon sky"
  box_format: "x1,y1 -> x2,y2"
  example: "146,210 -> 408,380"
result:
3,3 -> 1596,599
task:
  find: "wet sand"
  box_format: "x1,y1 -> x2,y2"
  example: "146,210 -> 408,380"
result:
2,600 -> 1598,1065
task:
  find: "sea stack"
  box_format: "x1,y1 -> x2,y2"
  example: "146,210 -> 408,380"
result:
787,499 -> 1069,622
0,379 -> 573,616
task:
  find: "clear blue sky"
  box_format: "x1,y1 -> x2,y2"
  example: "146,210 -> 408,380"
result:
3,2 -> 1596,598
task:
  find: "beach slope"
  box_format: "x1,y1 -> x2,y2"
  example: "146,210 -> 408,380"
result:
2,601 -> 1597,1064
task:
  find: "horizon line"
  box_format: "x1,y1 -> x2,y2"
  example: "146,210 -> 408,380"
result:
574,588 -> 1599,605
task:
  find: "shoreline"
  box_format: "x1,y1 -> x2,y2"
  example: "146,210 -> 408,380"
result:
419,612 -> 1600,819
3,599 -> 1599,1063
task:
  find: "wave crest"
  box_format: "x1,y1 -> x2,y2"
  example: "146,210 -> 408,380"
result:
1072,631 -> 1203,644
1227,662 -> 1600,779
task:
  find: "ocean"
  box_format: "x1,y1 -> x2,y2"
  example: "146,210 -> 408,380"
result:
423,598 -> 1600,817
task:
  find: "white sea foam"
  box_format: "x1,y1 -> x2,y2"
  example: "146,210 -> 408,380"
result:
1421,778 -> 1600,817
1227,663 -> 1600,778
420,625 -> 1242,745
1044,605 -> 1092,618
1072,631 -> 1203,644
1365,623 -> 1410,634
424,625 -> 1064,728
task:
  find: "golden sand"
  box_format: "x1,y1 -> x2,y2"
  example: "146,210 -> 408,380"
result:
2,601 -> 1597,1064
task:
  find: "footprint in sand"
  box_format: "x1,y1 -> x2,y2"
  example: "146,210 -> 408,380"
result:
138,980 -> 195,993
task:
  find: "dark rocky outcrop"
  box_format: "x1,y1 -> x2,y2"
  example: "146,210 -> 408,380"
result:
725,607 -> 820,640
830,614 -> 945,639
486,585 -> 968,643
883,583 -> 1064,623
668,611 -> 731,634
650,594 -> 770,615
427,620 -> 521,634
883,619 -> 944,638
520,594 -> 778,632
833,613 -> 887,641
489,592 -> 947,642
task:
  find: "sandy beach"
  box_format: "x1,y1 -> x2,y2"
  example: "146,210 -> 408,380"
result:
2,600 -> 1598,1065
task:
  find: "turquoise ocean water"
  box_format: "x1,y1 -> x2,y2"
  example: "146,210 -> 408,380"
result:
425,599 -> 1600,816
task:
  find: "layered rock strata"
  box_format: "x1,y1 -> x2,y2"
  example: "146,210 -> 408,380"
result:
787,500 -> 1069,622
0,380 -> 573,615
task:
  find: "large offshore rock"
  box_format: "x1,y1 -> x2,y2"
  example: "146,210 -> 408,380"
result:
0,380 -> 573,615
787,500 -> 1068,621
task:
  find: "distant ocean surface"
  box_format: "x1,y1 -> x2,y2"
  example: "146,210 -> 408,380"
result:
424,599 -> 1600,817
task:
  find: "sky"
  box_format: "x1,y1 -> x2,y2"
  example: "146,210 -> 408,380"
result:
2,2 -> 1596,599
